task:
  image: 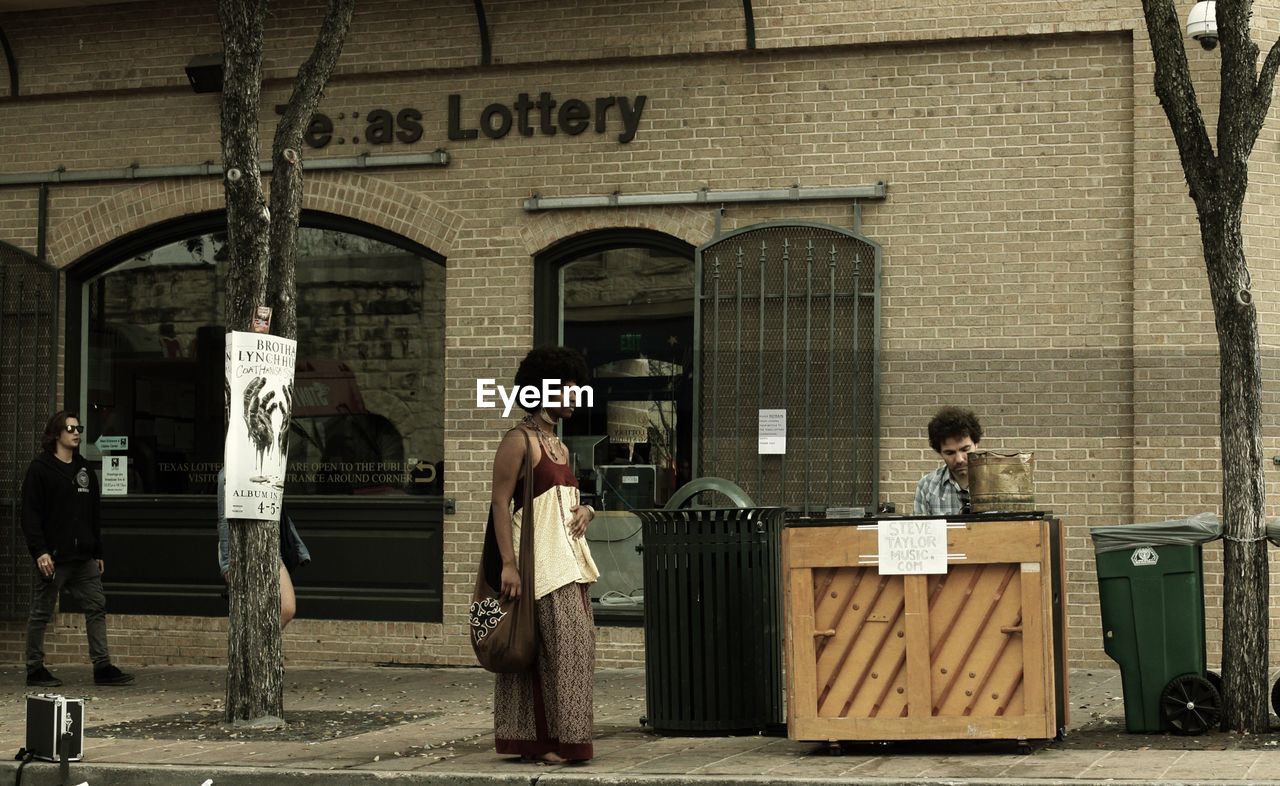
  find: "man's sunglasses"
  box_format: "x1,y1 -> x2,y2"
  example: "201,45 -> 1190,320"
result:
64,424 -> 85,434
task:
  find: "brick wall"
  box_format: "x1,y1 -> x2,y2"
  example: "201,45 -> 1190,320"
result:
2,0 -> 1279,673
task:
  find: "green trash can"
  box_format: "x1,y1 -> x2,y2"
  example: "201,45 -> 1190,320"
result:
1089,513 -> 1222,735
634,505 -> 786,734
1269,520 -> 1280,721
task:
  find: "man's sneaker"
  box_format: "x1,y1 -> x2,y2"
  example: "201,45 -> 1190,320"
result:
26,666 -> 62,688
93,664 -> 134,686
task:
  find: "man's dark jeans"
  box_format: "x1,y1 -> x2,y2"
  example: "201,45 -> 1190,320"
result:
26,558 -> 111,672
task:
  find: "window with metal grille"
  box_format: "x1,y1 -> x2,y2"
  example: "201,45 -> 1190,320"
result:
0,243 -> 59,620
695,222 -> 880,515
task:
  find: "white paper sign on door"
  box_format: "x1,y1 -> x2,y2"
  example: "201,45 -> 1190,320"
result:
223,330 -> 297,522
101,456 -> 128,496
758,409 -> 786,454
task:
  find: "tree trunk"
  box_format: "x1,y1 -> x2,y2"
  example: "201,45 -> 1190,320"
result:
1141,0 -> 1277,733
218,0 -> 355,725
1200,208 -> 1270,732
225,519 -> 283,722
218,0 -> 282,726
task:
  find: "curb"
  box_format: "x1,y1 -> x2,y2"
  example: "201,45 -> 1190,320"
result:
3,762 -> 1280,786
0,761 -> 525,786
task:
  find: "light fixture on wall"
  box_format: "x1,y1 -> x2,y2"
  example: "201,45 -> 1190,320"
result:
1187,1 -> 1218,50
185,53 -> 224,93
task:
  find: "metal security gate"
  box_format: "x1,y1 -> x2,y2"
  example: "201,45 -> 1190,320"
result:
694,222 -> 880,513
0,243 -> 59,619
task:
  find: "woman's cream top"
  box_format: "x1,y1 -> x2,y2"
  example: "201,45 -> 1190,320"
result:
511,454 -> 600,599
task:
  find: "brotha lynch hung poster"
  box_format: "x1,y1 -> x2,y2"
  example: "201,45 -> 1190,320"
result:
224,330 -> 297,522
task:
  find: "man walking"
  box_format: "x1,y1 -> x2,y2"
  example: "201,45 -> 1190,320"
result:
21,411 -> 133,687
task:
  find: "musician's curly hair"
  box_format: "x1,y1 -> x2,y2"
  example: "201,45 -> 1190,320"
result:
927,407 -> 983,453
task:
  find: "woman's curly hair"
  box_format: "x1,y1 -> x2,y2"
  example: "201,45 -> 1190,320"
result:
926,407 -> 982,453
513,347 -> 590,414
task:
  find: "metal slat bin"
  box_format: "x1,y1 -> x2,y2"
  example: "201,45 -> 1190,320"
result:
634,506 -> 786,734
783,513 -> 1068,742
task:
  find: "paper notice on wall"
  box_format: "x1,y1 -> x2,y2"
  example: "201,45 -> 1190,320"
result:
224,330 -> 297,522
877,519 -> 948,575
101,455 -> 128,496
758,409 -> 786,454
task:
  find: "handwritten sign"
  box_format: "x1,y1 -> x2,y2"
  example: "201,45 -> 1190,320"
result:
877,519 -> 947,575
758,409 -> 786,454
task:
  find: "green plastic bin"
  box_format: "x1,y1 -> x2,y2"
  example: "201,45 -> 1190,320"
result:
1090,514 -> 1222,734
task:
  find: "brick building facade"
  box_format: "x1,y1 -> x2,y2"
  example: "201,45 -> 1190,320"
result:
2,0 -> 1280,671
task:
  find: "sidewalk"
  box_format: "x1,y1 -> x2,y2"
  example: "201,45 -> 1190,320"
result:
1,664 -> 1277,785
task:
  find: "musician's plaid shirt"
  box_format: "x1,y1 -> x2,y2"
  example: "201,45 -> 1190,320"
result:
913,465 -> 970,516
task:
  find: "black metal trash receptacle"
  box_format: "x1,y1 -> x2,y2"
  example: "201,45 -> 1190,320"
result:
634,506 -> 786,734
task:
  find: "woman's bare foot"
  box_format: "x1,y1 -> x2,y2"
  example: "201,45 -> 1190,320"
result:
519,752 -> 566,765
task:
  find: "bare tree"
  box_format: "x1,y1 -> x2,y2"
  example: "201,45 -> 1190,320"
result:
218,0 -> 355,724
1141,0 -> 1274,732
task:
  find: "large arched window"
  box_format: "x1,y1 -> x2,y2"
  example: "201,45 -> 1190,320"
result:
70,212 -> 446,498
535,229 -> 694,620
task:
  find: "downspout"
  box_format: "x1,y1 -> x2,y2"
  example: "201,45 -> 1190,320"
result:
473,0 -> 492,66
0,25 -> 17,97
742,0 -> 756,50
36,183 -> 48,261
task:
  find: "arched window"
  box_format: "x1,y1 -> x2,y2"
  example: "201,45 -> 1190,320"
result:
69,212 -> 446,498
535,229 -> 694,620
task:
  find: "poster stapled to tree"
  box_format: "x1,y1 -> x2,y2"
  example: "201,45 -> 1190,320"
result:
224,330 -> 296,522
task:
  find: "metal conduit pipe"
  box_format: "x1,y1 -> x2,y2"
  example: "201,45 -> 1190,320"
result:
0,150 -> 450,186
523,182 -> 887,211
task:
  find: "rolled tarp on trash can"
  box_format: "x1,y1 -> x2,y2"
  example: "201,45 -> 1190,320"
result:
1089,512 -> 1222,734
1088,511 -> 1221,554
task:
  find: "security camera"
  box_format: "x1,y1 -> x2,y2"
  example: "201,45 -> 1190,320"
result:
1187,1 -> 1218,50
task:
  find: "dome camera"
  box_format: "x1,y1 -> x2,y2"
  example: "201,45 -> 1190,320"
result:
1187,1 -> 1218,51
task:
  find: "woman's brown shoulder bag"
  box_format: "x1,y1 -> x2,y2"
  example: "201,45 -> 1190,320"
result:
469,428 -> 538,673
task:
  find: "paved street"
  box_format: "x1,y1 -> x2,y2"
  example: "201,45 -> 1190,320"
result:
1,664 -> 1278,785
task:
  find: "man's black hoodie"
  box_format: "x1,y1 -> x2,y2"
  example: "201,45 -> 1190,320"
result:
20,450 -> 101,563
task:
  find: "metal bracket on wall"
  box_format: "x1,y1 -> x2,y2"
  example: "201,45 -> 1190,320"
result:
443,497 -> 456,515
523,182 -> 887,212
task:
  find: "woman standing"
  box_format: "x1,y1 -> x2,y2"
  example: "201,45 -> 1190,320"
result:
490,347 -> 599,763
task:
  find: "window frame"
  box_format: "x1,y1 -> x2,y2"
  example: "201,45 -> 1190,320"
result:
534,229 -> 696,625
65,209 -> 446,489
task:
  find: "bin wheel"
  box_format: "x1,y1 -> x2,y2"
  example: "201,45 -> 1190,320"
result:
1203,671 -> 1226,731
1205,669 -> 1223,696
1160,673 -> 1221,736
1271,676 -> 1280,720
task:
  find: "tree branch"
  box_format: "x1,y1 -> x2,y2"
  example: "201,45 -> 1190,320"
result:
1251,34 -> 1280,138
1216,0 -> 1263,193
1141,0 -> 1217,196
218,0 -> 270,332
266,0 -> 356,342
272,0 -> 356,157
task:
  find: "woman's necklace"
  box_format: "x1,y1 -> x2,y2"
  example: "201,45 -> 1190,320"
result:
522,412 -> 565,463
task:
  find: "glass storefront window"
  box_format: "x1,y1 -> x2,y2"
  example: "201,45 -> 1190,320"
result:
79,219 -> 445,497
555,241 -> 694,618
